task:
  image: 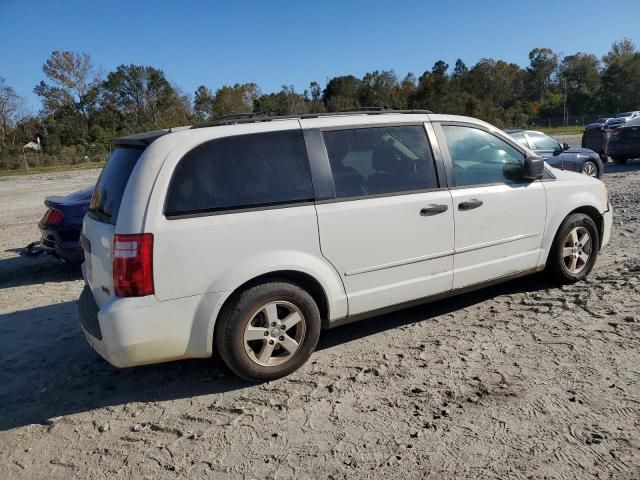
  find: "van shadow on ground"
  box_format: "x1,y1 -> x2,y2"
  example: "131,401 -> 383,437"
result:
0,272 -> 554,432
0,251 -> 81,289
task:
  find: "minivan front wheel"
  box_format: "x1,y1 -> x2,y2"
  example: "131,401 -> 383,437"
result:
548,213 -> 600,284
215,281 -> 321,382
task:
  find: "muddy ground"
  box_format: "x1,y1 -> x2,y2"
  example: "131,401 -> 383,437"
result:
0,161 -> 639,480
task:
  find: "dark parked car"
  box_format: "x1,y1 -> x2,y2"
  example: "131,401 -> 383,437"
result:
504,129 -> 603,178
37,186 -> 92,263
605,111 -> 640,130
585,118 -> 612,130
607,117 -> 640,164
582,123 -> 610,162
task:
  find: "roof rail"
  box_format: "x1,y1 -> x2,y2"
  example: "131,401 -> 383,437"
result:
191,108 -> 433,129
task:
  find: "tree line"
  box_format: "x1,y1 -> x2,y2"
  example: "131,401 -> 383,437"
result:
0,38 -> 639,169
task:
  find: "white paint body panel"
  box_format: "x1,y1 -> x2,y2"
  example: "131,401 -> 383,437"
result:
537,167 -> 610,265
451,182 -> 546,288
315,191 -> 454,315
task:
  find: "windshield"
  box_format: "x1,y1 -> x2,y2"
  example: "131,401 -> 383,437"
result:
527,132 -> 560,151
617,112 -> 633,118
89,147 -> 144,224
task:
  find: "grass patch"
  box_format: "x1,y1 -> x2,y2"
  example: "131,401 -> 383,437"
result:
0,162 -> 104,177
536,126 -> 584,136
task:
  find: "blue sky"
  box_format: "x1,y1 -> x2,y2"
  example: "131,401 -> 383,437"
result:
1,0 -> 638,111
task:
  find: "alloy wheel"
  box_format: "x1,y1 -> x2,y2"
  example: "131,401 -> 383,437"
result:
243,301 -> 306,367
562,226 -> 592,274
581,162 -> 597,177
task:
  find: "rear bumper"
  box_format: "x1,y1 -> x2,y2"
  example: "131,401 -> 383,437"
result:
601,202 -> 613,249
606,142 -> 639,157
77,285 -> 229,367
38,222 -> 84,262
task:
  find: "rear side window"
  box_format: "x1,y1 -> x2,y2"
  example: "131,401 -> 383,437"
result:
90,147 -> 144,224
165,130 -> 313,217
323,125 -> 438,199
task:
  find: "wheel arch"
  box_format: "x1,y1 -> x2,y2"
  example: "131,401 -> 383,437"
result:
567,205 -> 604,247
217,270 -> 331,329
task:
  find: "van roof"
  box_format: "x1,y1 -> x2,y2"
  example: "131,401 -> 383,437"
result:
114,109 -> 435,146
190,108 -> 433,129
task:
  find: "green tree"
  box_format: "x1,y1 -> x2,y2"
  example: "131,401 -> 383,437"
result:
211,83 -> 260,117
527,48 -> 559,101
358,70 -> 402,108
600,39 -> 640,113
254,85 -> 307,115
33,51 -> 98,147
0,77 -> 23,150
101,64 -> 190,132
193,85 -> 215,121
414,61 -> 450,113
322,75 -> 361,111
559,53 -> 600,115
307,81 -> 325,113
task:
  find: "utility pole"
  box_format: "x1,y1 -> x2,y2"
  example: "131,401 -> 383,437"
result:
563,78 -> 568,127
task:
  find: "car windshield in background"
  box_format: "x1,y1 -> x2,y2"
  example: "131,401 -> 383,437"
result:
625,117 -> 640,126
527,132 -> 560,151
508,131 -> 530,148
617,112 -> 633,117
89,147 -> 144,224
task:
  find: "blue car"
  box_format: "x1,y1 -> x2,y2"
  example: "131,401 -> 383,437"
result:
36,186 -> 93,263
504,129 -> 603,178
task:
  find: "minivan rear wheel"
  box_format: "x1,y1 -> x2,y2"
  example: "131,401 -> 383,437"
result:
215,281 -> 321,382
547,213 -> 599,284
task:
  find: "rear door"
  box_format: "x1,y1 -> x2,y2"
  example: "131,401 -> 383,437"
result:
305,122 -> 454,316
434,123 -> 546,289
83,147 -> 145,306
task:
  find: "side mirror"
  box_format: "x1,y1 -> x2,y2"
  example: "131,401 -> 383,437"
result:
562,143 -> 570,151
522,155 -> 544,180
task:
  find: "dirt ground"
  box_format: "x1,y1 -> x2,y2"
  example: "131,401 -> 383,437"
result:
1,161 -> 639,480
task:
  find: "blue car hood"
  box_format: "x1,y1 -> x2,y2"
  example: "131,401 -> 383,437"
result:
565,147 -> 597,156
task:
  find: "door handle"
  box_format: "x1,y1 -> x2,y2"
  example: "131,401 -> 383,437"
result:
420,204 -> 448,216
458,199 -> 483,211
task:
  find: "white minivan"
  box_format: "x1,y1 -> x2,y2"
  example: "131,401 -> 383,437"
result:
78,110 -> 612,381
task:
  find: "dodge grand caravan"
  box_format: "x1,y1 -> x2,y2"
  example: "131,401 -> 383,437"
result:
78,110 -> 612,382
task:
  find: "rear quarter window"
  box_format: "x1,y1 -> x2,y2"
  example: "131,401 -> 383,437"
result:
165,130 -> 313,217
89,147 -> 144,224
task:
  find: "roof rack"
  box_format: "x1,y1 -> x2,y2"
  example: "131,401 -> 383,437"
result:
191,108 -> 433,129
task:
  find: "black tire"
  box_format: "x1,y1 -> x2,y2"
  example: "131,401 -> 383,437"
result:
612,156 -> 628,165
580,160 -> 599,177
547,213 -> 600,284
215,280 -> 321,382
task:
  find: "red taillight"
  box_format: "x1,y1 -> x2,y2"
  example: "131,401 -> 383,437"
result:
43,209 -> 64,225
113,233 -> 154,297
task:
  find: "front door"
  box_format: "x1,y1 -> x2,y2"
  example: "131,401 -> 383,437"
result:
436,123 -> 547,289
307,123 -> 455,316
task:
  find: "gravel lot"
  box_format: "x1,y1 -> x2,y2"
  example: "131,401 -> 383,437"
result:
1,161 -> 639,479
